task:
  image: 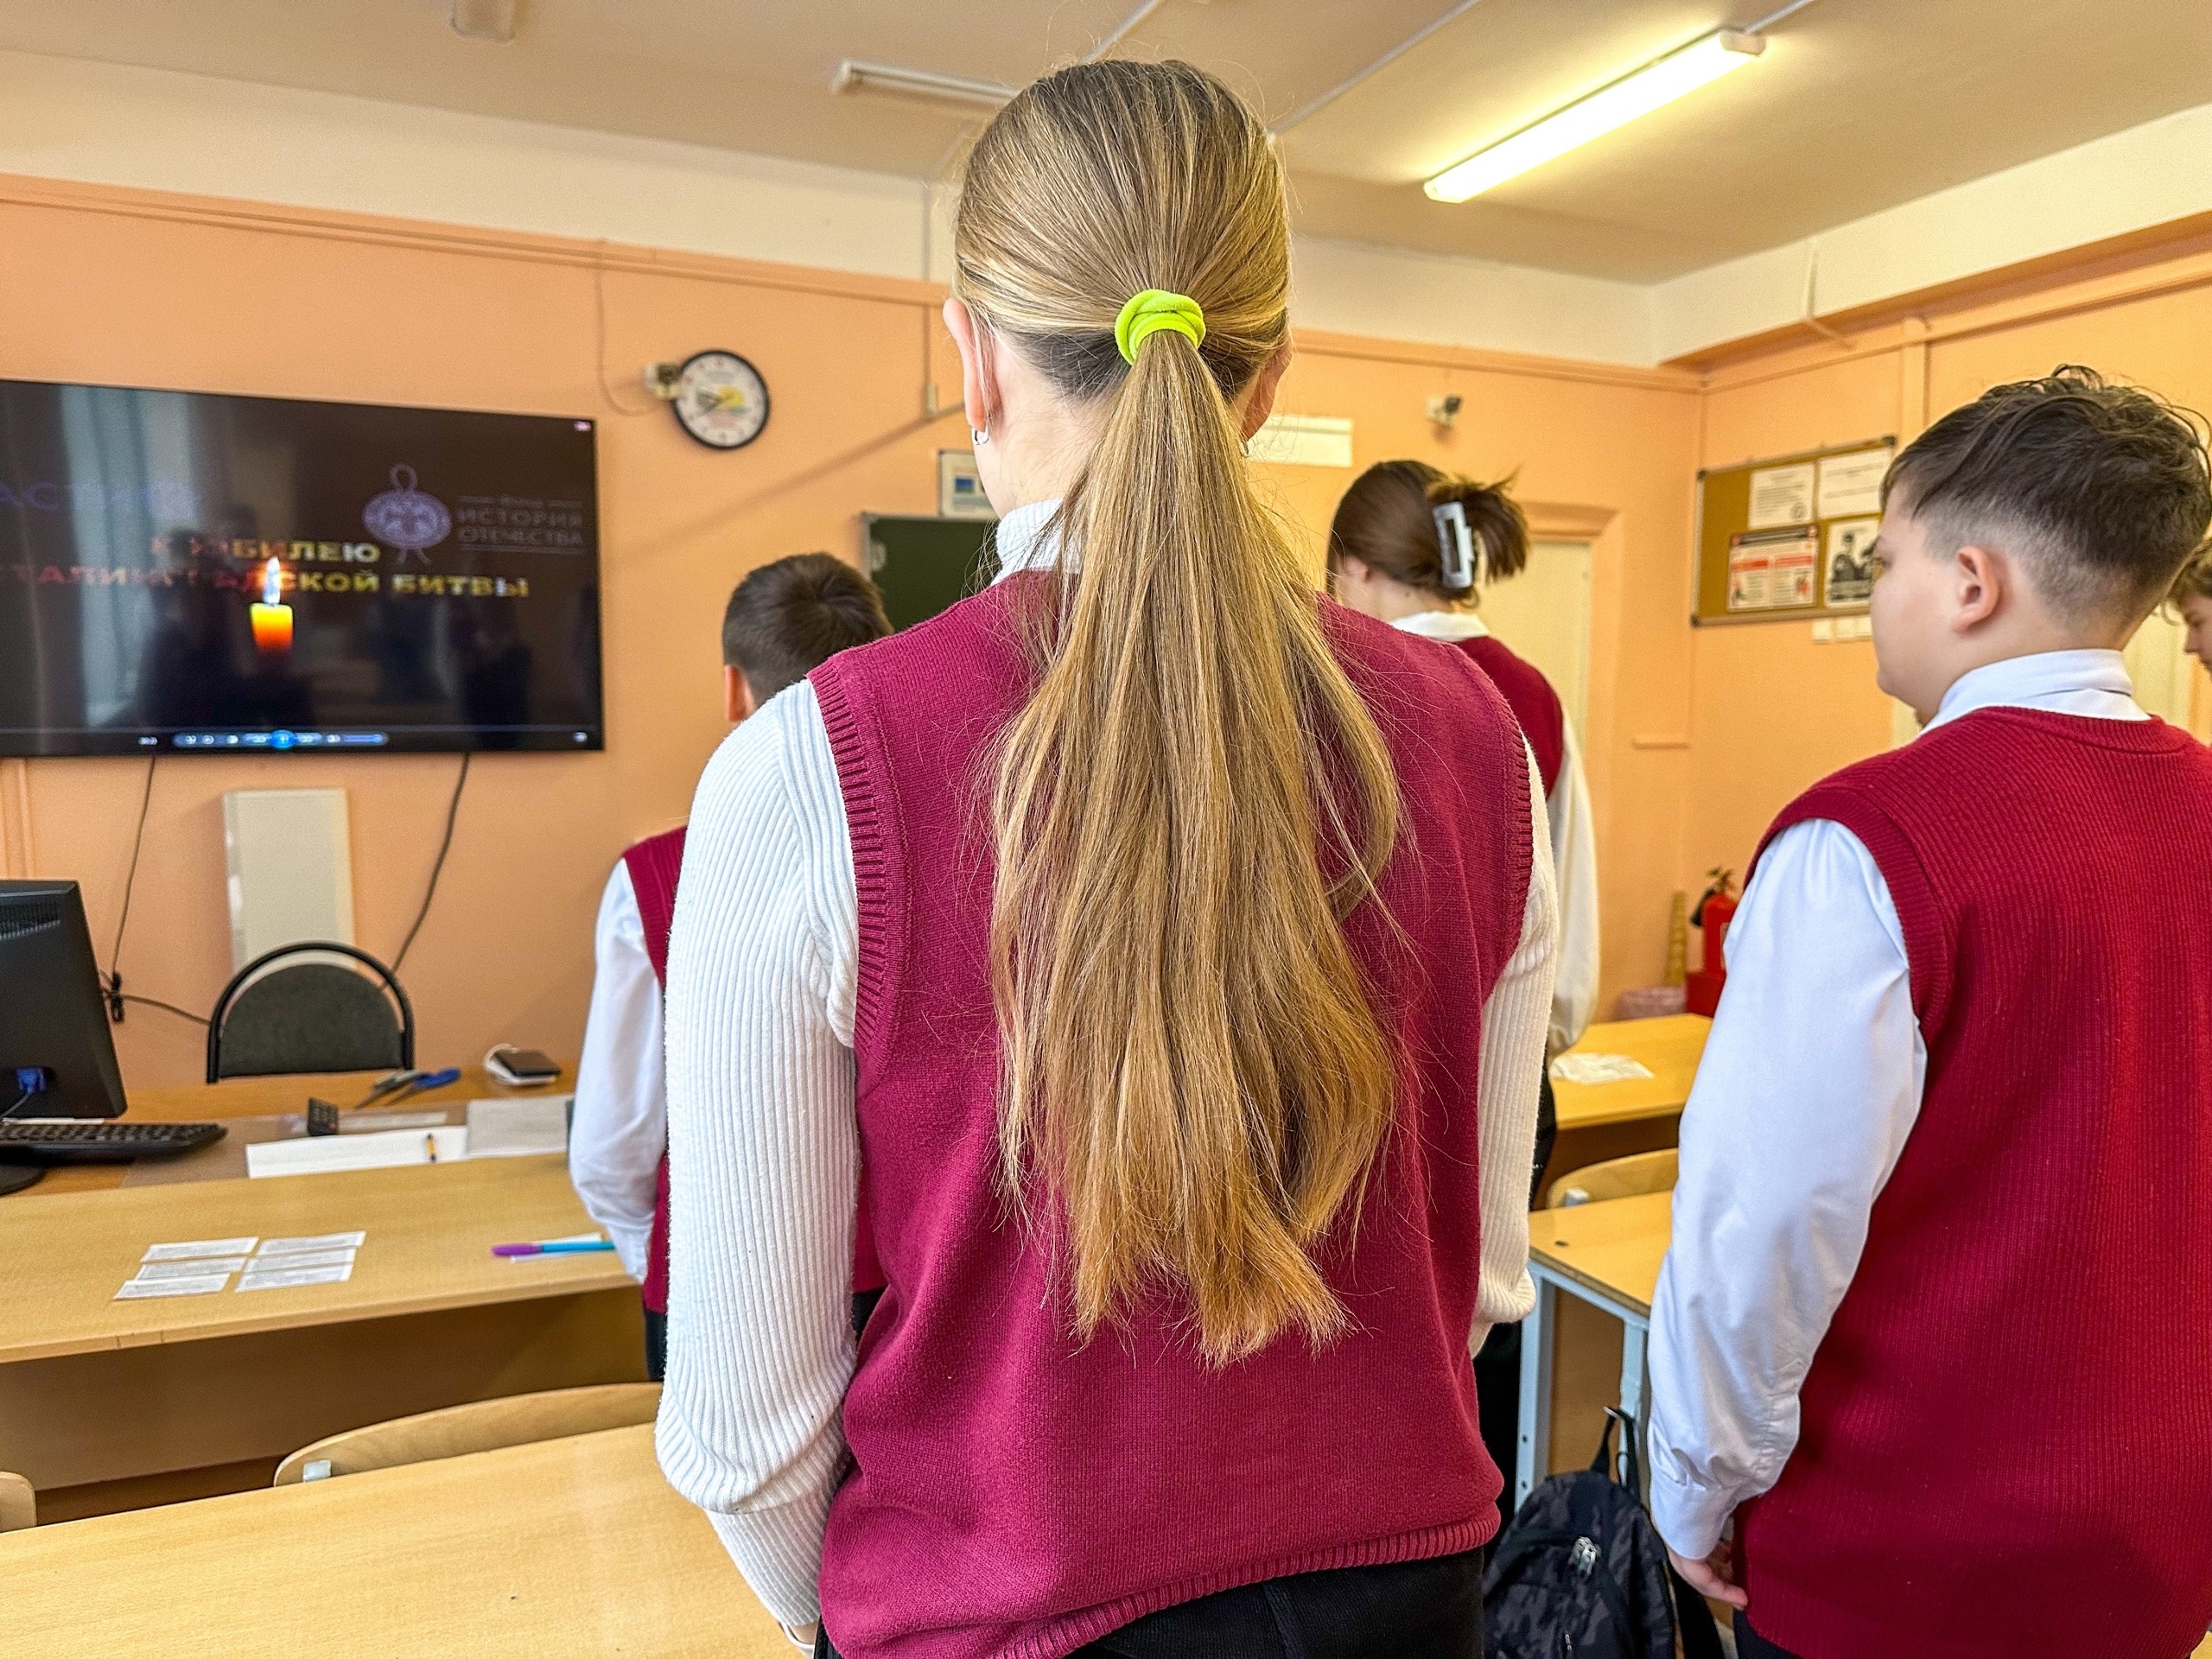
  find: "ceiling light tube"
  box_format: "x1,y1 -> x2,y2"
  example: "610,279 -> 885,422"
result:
830,60 -> 1016,111
1425,29 -> 1765,202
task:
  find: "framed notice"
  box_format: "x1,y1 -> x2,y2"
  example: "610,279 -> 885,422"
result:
1694,437 -> 1894,624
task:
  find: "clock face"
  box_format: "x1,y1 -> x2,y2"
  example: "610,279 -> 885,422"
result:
672,351 -> 770,450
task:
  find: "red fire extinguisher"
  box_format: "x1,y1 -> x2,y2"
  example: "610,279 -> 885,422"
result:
1686,868 -> 1738,1017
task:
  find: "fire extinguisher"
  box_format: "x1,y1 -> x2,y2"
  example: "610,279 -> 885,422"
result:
1686,868 -> 1738,1016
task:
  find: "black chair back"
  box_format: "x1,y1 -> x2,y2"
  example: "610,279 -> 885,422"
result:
206,942 -> 416,1084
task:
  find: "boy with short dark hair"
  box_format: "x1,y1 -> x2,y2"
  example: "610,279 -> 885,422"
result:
1649,367 -> 2212,1658
570,552 -> 890,1381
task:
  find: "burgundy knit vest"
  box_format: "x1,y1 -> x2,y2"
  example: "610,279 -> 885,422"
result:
808,575 -> 1532,1659
1451,633 -> 1564,797
620,825 -> 686,1316
621,823 -> 887,1316
1738,708 -> 2212,1659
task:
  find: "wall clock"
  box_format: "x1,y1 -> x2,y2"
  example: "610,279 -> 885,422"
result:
670,350 -> 770,450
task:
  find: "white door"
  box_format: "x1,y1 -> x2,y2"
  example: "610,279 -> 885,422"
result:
1476,539 -> 1593,735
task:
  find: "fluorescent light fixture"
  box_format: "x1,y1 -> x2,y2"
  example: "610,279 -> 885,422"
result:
1425,29 -> 1765,202
830,60 -> 1016,111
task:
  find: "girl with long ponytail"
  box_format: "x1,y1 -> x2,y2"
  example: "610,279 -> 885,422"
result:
657,60 -> 1557,1659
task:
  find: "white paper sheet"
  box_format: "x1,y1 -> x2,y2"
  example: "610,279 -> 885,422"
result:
252,1249 -> 356,1272
1549,1052 -> 1657,1085
257,1231 -> 367,1255
1748,461 -> 1815,529
133,1255 -> 251,1280
1815,446 -> 1893,519
142,1237 -> 258,1262
464,1096 -> 570,1159
237,1261 -> 354,1291
116,1273 -> 232,1299
246,1127 -> 465,1179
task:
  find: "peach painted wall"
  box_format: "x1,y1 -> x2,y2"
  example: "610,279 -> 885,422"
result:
0,175 -> 1700,1090
1683,231 -> 2212,890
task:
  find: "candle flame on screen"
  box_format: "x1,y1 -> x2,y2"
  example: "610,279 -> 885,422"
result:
262,556 -> 283,607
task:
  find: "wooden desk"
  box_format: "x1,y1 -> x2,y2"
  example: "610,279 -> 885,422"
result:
0,1425 -> 790,1658
1550,1014 -> 1708,1131
1514,1191 -> 1671,1507
0,1068 -> 644,1505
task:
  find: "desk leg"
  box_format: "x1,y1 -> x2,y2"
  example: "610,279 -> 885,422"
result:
1618,1319 -> 1649,1495
1514,1275 -> 1556,1510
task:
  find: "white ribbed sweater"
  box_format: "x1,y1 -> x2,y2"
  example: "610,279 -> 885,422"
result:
653,501 -> 1558,1632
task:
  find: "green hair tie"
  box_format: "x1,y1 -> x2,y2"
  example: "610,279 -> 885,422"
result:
1114,289 -> 1205,364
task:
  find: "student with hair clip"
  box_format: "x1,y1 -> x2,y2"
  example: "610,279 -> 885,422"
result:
655,59 -> 1555,1659
1328,461 -> 1600,1112
1327,462 -> 1599,1533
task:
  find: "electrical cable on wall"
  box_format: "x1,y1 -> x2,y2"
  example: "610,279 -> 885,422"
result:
394,752 -> 471,973
101,753 -> 156,1024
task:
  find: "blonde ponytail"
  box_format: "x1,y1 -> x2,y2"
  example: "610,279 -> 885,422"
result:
962,60 -> 1402,1365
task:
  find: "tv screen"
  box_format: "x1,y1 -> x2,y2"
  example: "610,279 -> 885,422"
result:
0,380 -> 603,756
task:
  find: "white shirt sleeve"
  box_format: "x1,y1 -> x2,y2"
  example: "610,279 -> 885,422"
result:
567,861 -> 664,1281
1473,749 -> 1560,1340
652,683 -> 861,1631
1645,817 -> 1927,1559
1546,720 -> 1600,1054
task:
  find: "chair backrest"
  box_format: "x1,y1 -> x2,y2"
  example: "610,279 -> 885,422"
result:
1548,1148 -> 1679,1210
207,941 -> 413,1083
0,1471 -> 35,1531
273,1383 -> 662,1485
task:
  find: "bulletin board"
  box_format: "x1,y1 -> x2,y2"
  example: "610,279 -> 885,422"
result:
1693,437 -> 1895,625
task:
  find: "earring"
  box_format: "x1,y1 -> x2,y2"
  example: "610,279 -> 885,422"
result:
1239,438 -> 1251,458
971,427 -> 990,446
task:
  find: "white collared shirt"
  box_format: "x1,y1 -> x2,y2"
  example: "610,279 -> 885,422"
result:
1647,650 -> 2148,1558
567,859 -> 664,1281
1391,609 -> 1600,1052
652,497 -> 1556,1629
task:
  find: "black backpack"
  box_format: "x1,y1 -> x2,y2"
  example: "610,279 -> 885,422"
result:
1483,1411 -> 1723,1659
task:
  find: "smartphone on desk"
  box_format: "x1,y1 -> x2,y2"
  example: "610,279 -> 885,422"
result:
485,1046 -> 563,1088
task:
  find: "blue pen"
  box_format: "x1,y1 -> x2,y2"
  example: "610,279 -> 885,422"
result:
393,1066 -> 461,1102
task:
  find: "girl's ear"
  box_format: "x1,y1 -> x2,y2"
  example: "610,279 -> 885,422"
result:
944,296 -> 998,439
1238,340 -> 1294,442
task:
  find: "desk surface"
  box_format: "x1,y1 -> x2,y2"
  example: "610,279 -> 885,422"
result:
0,1423 -> 789,1658
28,1065 -> 559,1197
1551,1014 -> 1709,1132
1529,1190 -> 1672,1319
0,1151 -> 628,1365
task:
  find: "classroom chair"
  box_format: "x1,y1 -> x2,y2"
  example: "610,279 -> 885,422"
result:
206,940 -> 415,1082
0,1471 -> 36,1531
1548,1148 -> 1678,1209
273,1383 -> 661,1484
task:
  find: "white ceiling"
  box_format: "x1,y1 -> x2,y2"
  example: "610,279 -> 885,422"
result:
2,0 -> 2208,282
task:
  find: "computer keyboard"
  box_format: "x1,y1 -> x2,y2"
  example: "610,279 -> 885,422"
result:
0,1119 -> 226,1162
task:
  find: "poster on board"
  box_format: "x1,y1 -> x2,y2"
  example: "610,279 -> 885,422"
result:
1728,525 -> 1819,612
1815,446 -> 1892,519
1747,461 -> 1816,530
1824,517 -> 1880,609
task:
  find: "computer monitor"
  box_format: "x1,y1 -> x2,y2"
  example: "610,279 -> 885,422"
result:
0,880 -> 128,1121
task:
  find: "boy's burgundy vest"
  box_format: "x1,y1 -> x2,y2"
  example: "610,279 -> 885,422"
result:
621,825 -> 885,1316
619,826 -> 686,1316
1739,708 -> 2212,1659
807,576 -> 1533,1659
1451,633 -> 1564,797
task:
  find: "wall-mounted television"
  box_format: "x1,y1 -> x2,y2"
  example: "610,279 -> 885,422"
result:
0,380 -> 603,756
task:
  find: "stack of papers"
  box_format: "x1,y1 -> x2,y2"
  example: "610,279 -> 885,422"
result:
246,1125 -> 466,1179
464,1096 -> 570,1159
114,1232 -> 368,1300
115,1236 -> 257,1299
1548,1052 -> 1656,1086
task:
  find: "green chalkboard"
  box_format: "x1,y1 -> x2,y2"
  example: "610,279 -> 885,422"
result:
861,514 -> 1000,631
